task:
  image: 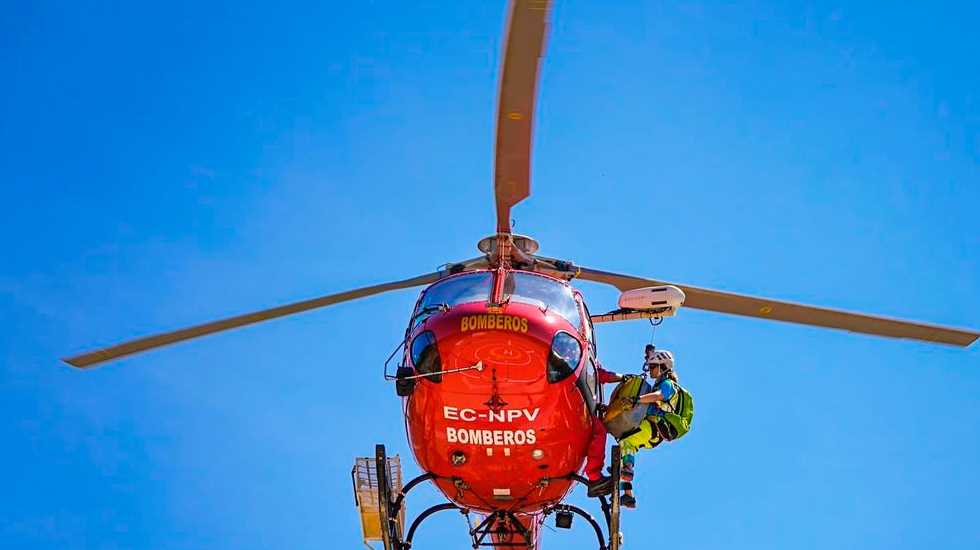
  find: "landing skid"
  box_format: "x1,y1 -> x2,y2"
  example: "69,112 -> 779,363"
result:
353,445 -> 624,550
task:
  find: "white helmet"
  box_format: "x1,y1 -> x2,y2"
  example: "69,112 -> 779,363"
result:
645,349 -> 675,371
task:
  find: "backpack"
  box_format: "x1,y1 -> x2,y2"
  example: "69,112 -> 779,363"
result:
653,378 -> 694,441
601,377 -> 654,439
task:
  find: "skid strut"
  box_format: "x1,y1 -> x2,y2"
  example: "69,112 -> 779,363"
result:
403,503 -> 466,549
543,504 -> 607,550
609,445 -> 622,550
539,445 -> 622,550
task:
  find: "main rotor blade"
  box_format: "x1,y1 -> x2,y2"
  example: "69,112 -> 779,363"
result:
576,266 -> 979,347
63,272 -> 441,369
493,0 -> 552,234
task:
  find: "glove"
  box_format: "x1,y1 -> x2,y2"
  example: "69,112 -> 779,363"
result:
622,396 -> 639,408
621,374 -> 637,382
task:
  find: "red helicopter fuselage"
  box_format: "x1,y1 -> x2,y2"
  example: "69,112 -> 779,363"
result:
401,269 -> 603,522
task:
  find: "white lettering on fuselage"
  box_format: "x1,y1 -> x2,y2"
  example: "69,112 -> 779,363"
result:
446,427 -> 537,446
443,406 -> 540,423
442,406 -> 541,446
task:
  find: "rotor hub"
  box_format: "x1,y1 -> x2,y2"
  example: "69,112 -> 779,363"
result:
477,234 -> 539,255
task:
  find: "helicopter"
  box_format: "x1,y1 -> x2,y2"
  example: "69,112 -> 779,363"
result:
62,1 -> 979,550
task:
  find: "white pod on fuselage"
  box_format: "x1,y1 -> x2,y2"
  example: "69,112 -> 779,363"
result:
617,285 -> 686,313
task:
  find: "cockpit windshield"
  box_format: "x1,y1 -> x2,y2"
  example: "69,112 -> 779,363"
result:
502,272 -> 582,329
414,272 -> 493,323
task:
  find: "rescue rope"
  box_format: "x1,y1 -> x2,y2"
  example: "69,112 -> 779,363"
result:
648,316 -> 662,345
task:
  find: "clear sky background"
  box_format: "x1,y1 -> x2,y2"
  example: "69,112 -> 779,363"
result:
2,1 -> 979,549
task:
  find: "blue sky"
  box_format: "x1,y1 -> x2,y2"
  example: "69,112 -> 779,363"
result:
2,1 -> 978,549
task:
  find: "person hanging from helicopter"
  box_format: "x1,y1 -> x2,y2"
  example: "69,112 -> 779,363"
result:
614,345 -> 694,508
583,365 -> 635,497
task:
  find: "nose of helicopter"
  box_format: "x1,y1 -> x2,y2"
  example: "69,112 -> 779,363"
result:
404,301 -> 592,515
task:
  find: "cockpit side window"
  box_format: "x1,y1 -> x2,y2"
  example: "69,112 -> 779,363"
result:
579,295 -> 596,356
576,357 -> 600,414
501,272 -> 582,329
412,272 -> 493,329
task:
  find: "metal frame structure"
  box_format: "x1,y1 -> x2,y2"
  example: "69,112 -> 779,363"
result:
470,510 -> 536,548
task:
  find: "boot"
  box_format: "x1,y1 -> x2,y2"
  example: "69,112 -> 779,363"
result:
620,493 -> 637,509
587,476 -> 613,498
